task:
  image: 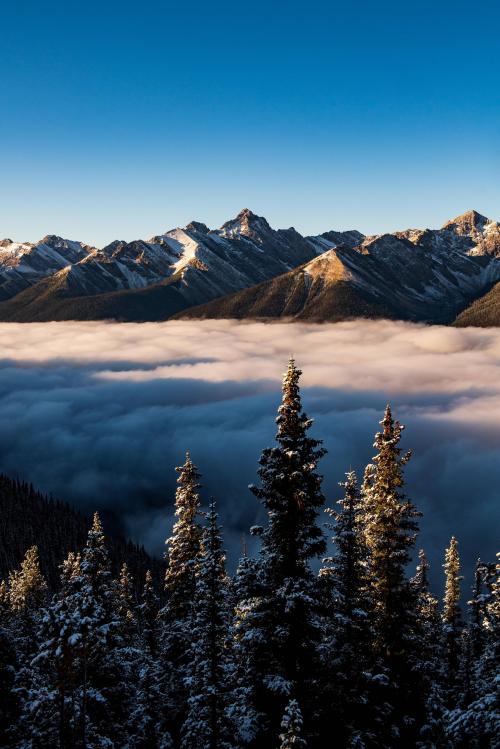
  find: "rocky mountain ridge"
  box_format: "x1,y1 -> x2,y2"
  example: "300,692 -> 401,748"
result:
1,209 -> 500,325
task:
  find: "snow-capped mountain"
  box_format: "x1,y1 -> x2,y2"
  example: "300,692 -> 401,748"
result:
178,210 -> 500,325
51,208 -> 347,302
0,236 -> 95,300
0,209 -> 360,319
1,209 -> 500,324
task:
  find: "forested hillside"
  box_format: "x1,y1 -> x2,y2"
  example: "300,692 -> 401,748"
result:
0,474 -> 162,590
0,362 -> 498,747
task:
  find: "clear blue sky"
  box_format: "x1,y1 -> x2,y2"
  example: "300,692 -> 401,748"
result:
1,0 -> 499,247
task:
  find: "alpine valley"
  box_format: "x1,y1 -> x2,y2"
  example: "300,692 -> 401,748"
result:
1,208 -> 500,326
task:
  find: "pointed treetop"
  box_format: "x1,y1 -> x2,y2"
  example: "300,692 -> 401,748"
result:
91,511 -> 103,534
279,699 -> 307,749
381,403 -> 394,432
281,356 -> 302,400
443,536 -> 462,626
413,548 -> 430,592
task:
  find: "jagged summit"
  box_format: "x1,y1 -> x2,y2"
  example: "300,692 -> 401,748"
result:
185,220 -> 210,234
219,208 -> 272,238
442,210 -> 490,231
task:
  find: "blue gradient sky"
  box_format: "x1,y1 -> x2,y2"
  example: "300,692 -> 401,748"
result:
1,0 -> 499,246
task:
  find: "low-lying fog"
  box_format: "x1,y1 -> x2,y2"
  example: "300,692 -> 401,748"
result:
1,319 -> 498,590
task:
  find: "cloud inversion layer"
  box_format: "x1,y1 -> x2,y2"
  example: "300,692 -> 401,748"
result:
0,319 -> 498,588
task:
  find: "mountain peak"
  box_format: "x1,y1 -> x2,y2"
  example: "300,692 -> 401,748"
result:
38,234 -> 67,245
185,220 -> 210,234
236,207 -> 259,221
220,208 -> 272,238
442,210 -> 489,231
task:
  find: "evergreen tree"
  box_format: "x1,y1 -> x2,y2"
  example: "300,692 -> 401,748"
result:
411,550 -> 447,748
241,358 -> 327,747
6,545 -> 48,746
21,551 -> 83,748
319,470 -> 373,746
160,452 -> 204,742
1,362 -> 498,748
138,569 -> 160,656
132,571 -> 171,748
447,552 -> 500,746
361,405 -> 422,744
442,536 -> 462,706
65,513 -> 122,747
163,452 -> 203,616
229,552 -> 267,747
181,501 -> 231,749
278,699 -> 307,749
0,606 -> 19,747
116,561 -> 137,637
8,545 -> 47,615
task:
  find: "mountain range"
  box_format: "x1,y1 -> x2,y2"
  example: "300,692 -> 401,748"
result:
1,208 -> 499,325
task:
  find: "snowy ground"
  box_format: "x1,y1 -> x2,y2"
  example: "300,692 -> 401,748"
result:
0,319 -> 498,588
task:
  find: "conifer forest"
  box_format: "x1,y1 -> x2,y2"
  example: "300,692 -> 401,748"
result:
0,360 -> 498,748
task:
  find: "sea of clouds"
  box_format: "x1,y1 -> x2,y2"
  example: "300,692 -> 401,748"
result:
0,319 -> 498,590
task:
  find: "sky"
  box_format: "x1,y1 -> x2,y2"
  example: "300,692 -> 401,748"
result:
0,319 -> 498,592
1,0 -> 499,246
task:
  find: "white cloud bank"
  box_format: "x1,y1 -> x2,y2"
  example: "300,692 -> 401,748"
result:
0,319 -> 498,586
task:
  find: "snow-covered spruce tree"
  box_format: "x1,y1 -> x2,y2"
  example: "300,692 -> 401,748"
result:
0,599 -> 19,747
411,549 -> 447,748
447,552 -> 500,746
442,536 -> 463,707
130,570 -> 172,749
64,513 -> 124,747
20,551 -> 83,748
278,699 -> 307,749
360,405 -> 423,745
319,470 -> 373,746
456,559 -> 495,712
240,358 -> 326,748
228,551 -> 267,746
160,452 -> 204,741
164,452 -> 203,616
6,545 -> 48,746
116,561 -> 138,638
181,501 -> 232,749
138,569 -> 160,657
8,545 -> 48,629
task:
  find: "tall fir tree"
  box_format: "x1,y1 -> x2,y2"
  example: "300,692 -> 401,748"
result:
6,545 -> 48,746
181,501 -> 231,749
21,551 -> 83,748
65,513 -> 123,747
411,549 -> 447,748
229,552 -> 267,746
0,600 -> 19,747
138,569 -> 160,657
360,405 -> 423,745
116,561 -> 137,637
447,552 -> 500,746
163,452 -> 203,615
132,570 -> 171,748
240,358 -> 327,748
8,545 -> 47,620
160,452 -> 204,743
319,470 -> 373,746
442,536 -> 462,707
